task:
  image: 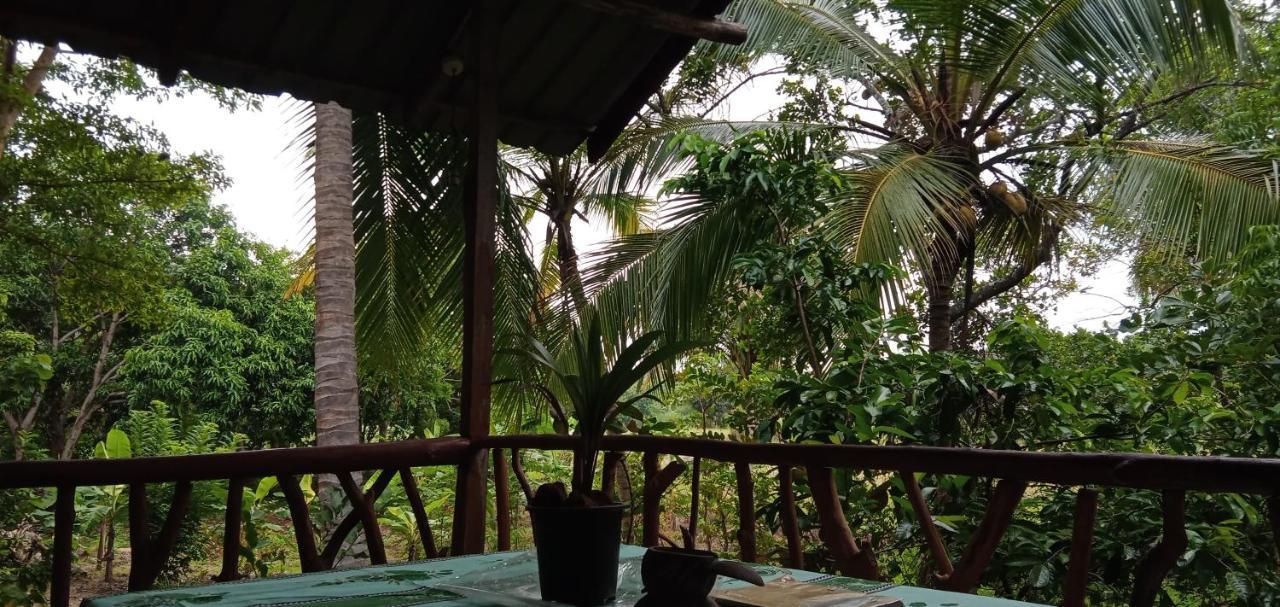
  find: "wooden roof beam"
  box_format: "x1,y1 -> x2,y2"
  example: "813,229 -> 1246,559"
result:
563,0 -> 747,45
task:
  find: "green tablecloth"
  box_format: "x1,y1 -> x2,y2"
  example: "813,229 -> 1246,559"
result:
84,545 -> 1046,607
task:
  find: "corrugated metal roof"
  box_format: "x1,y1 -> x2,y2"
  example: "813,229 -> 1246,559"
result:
0,0 -> 730,158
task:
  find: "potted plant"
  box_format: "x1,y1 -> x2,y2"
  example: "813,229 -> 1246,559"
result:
508,318 -> 699,606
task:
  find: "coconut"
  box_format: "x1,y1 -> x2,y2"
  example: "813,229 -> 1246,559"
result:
984,129 -> 1006,148
1001,191 -> 1028,216
987,181 -> 1009,197
957,205 -> 978,228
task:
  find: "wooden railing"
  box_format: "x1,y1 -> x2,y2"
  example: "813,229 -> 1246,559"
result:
2,435 -> 1278,607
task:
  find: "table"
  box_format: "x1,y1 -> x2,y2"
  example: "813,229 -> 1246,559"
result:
84,546 -> 1047,607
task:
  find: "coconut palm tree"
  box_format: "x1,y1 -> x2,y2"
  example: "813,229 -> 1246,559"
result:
586,0 -> 1275,352
312,101 -> 361,453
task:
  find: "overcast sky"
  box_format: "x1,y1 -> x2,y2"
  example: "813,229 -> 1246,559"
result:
105,79 -> 1135,333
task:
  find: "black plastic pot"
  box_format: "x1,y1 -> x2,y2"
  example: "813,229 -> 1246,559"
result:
528,503 -> 625,606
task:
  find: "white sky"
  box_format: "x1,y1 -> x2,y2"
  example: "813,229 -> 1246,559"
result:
105,78 -> 1135,333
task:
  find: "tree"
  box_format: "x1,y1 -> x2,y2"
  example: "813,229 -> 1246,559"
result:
311,101 -> 361,458
590,0 -> 1272,352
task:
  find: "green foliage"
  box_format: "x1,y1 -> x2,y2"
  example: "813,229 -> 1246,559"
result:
508,318 -> 702,494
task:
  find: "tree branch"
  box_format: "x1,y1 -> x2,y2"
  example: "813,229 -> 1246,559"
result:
951,223 -> 1061,321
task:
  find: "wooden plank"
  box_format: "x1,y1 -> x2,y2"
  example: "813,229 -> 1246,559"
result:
216,478 -> 244,582
52,485 -> 75,607
1063,488 -> 1099,607
494,449 -> 511,551
127,483 -> 150,591
562,0 -> 747,44
337,471 -> 387,565
778,466 -> 804,569
0,438 -> 469,489
278,474 -> 324,572
476,434 -> 1280,496
945,479 -> 1027,592
806,466 -> 878,579
1131,490 -> 1188,607
399,467 -> 438,559
321,468 -> 396,568
453,0 -> 498,557
734,461 -> 756,563
900,471 -> 953,577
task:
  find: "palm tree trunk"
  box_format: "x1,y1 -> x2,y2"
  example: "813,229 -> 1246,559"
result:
312,101 -> 361,464
313,101 -> 366,565
554,213 -> 587,312
924,238 -> 964,352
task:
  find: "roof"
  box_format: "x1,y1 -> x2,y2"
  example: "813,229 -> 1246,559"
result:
0,0 -> 735,159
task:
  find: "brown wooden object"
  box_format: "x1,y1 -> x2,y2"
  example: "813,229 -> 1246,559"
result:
734,461 -> 756,562
52,485 -> 75,607
778,466 -> 804,569
1130,490 -> 1188,607
321,468 -> 395,568
563,0 -> 748,44
1064,488 -> 1099,607
806,466 -> 878,579
900,471 -> 953,577
278,474 -> 324,572
399,467 -> 438,559
337,470 -> 387,565
945,479 -> 1027,592
494,448 -> 511,551
215,477 -> 245,582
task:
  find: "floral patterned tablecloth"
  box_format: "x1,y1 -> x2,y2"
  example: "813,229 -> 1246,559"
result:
84,545 -> 1046,607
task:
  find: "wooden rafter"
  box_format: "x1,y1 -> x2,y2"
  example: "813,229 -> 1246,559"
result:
562,0 -> 747,45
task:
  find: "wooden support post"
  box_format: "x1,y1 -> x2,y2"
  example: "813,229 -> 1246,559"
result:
1063,488 -> 1099,607
689,456 -> 701,548
278,474 -> 324,572
400,468 -> 438,559
52,485 -> 75,607
602,451 -> 624,501
735,461 -> 756,563
216,478 -> 245,582
337,471 -> 387,565
1131,490 -> 1187,607
778,467 -> 804,569
945,479 -> 1027,593
494,449 -> 511,551
806,466 -> 878,580
321,469 -> 395,568
453,0 -> 498,557
127,483 -> 150,591
900,471 -> 953,578
511,448 -> 534,502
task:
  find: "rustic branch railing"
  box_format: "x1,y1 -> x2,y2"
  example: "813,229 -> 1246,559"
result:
3,434 -> 1279,607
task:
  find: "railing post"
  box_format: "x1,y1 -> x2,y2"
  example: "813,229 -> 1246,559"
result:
127,483 -> 150,590
1131,490 -> 1187,607
337,471 -> 387,564
278,474 -> 324,572
900,471 -> 953,578
216,478 -> 244,582
734,461 -> 756,562
1063,488 -> 1099,607
494,449 -> 511,551
945,478 -> 1026,592
642,452 -> 660,547
689,456 -> 701,547
778,466 -> 804,569
806,465 -> 878,580
400,468 -> 438,558
52,485 -> 75,607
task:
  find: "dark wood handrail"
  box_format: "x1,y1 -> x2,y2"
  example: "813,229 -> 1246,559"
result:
477,434 -> 1280,495
0,437 -> 470,489
7,434 -> 1280,607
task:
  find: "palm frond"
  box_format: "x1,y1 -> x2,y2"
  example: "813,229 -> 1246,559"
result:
1099,140 -> 1280,260
722,0 -> 913,94
823,147 -> 973,277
